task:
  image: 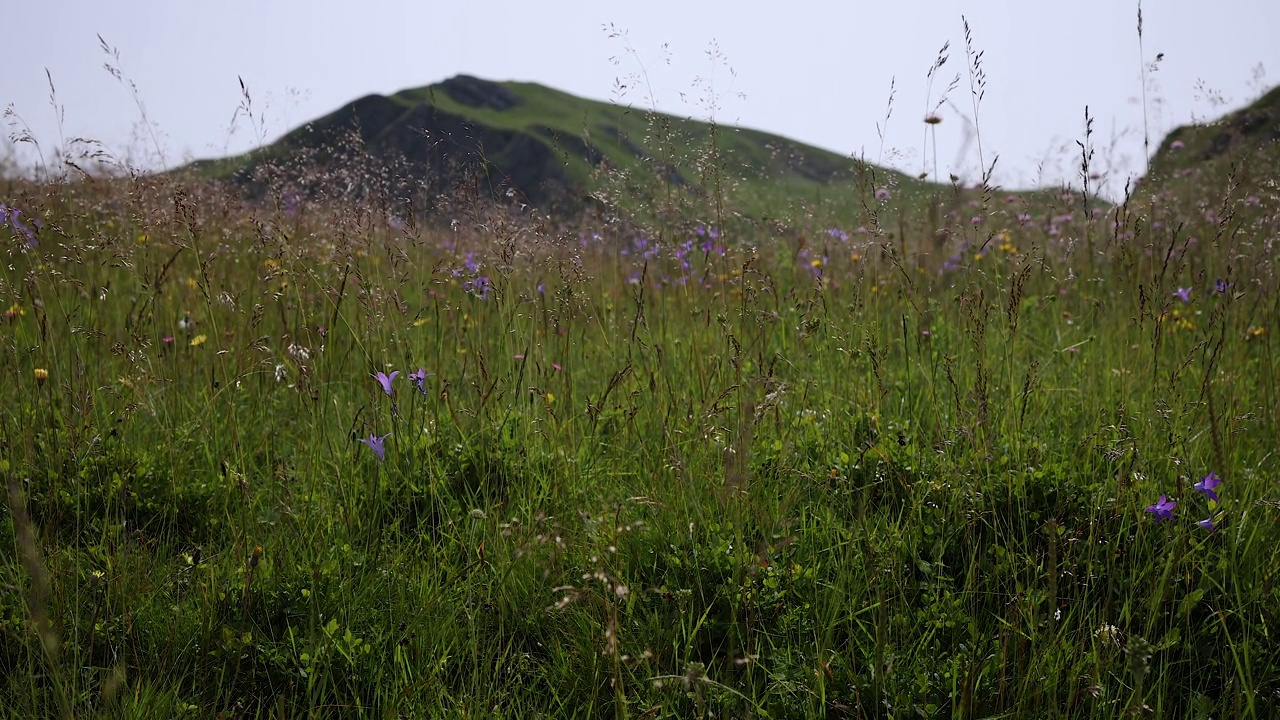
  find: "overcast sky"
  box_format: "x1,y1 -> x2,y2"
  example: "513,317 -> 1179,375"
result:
5,1 -> 1277,199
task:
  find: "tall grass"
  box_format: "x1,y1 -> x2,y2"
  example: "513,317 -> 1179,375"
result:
2,37 -> 1279,720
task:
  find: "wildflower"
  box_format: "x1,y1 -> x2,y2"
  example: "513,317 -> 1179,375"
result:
1096,624 -> 1122,646
358,432 -> 390,460
33,368 -> 48,386
1198,515 -> 1217,533
408,367 -> 432,394
1174,287 -> 1191,304
178,312 -> 195,332
1213,278 -> 1231,294
372,370 -> 399,396
874,187 -> 892,202
1193,471 -> 1221,504
358,430 -> 386,458
463,276 -> 491,300
1170,140 -> 1185,150
1144,494 -> 1176,522
1,204 -> 40,247
189,334 -> 207,347
286,342 -> 310,361
162,336 -> 174,344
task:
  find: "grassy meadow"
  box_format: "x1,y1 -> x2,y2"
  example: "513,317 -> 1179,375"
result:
3,73 -> 1280,719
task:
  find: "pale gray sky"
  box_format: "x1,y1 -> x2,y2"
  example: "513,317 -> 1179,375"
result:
5,0 -> 1277,198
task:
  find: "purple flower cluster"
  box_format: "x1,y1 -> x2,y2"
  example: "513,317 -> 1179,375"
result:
373,368 -> 433,398
1144,471 -> 1223,532
452,253 -> 491,300
463,275 -> 491,300
361,367 -> 434,461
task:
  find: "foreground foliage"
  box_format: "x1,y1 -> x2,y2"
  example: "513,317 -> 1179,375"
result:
1,136 -> 1279,720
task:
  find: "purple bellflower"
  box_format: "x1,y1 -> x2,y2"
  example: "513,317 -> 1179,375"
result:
1193,471 -> 1221,504
409,367 -> 433,394
373,370 -> 399,396
1144,494 -> 1176,522
358,432 -> 390,460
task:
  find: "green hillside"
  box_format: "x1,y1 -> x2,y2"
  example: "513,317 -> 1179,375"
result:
1142,84 -> 1280,199
188,75 -> 1043,232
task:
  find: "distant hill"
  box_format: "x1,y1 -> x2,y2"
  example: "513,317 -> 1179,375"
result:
1141,84 -> 1280,199
188,75 -> 977,226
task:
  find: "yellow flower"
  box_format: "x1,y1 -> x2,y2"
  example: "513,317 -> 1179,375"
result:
185,278 -> 199,289
5,302 -> 24,317
136,233 -> 147,245
190,334 -> 207,347
33,368 -> 48,385
413,318 -> 429,327
850,253 -> 861,262
810,258 -> 823,268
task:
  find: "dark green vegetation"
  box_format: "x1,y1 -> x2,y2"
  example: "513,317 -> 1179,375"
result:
2,67 -> 1280,718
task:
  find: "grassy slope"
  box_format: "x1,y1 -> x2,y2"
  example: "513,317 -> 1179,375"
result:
1144,84 -> 1280,195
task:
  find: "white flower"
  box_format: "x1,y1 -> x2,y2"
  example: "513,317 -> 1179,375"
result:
1096,624 -> 1121,646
